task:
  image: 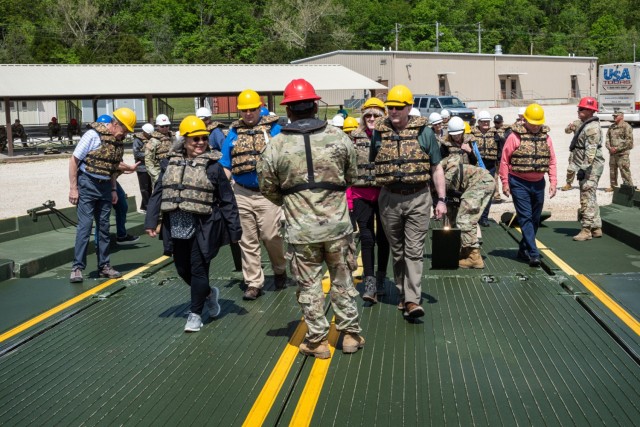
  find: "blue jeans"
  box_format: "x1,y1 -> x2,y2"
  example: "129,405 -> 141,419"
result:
74,173 -> 112,270
94,182 -> 128,245
480,165 -> 496,223
509,174 -> 545,259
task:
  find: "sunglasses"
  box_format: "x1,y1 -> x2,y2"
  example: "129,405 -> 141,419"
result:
189,136 -> 207,143
240,108 -> 258,113
159,125 -> 169,128
387,106 -> 406,111
578,108 -> 589,112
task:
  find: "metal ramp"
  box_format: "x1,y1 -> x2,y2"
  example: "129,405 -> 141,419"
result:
1,221 -> 639,426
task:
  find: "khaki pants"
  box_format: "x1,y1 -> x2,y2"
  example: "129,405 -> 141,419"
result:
378,187 -> 432,305
234,184 -> 287,288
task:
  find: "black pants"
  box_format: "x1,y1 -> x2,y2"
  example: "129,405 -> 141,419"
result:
136,171 -> 152,211
353,198 -> 390,277
173,237 -> 212,315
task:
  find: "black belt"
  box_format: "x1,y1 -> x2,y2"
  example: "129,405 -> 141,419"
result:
235,182 -> 260,192
385,184 -> 427,195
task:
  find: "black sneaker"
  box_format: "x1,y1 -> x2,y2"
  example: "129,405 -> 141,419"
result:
479,220 -> 490,227
116,234 -> 140,245
516,250 -> 530,262
529,257 -> 541,268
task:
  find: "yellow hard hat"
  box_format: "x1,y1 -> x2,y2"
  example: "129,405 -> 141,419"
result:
523,103 -> 545,125
464,122 -> 471,134
237,89 -> 262,110
113,108 -> 136,132
343,117 -> 358,132
385,85 -> 413,107
362,97 -> 386,111
179,115 -> 209,137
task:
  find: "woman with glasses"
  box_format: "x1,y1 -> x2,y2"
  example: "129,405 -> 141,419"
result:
347,97 -> 390,303
145,116 -> 242,332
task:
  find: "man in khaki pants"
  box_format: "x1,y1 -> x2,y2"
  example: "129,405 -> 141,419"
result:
220,89 -> 287,300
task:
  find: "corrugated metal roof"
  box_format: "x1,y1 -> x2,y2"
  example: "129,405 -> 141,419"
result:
0,64 -> 386,99
291,50 -> 598,63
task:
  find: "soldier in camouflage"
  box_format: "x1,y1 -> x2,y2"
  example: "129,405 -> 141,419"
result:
570,97 -> 605,241
605,112 -> 634,191
500,104 -> 557,267
146,114 -> 175,185
258,79 -> 364,359
440,117 -> 493,268
471,111 -> 500,227
48,117 -> 62,141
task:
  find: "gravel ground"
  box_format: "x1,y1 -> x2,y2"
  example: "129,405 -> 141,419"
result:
1,104 -> 639,222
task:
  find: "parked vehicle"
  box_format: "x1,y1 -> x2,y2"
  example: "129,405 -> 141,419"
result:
413,95 -> 475,122
597,63 -> 640,124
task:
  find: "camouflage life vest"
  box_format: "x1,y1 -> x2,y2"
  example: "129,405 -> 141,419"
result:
373,116 -> 431,185
510,123 -> 551,173
207,121 -> 225,132
160,151 -> 222,215
350,129 -> 376,186
471,127 -> 498,162
151,131 -> 173,159
230,115 -> 279,175
441,134 -> 476,165
83,123 -> 123,177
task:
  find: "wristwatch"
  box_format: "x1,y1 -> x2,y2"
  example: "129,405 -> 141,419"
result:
437,197 -> 447,203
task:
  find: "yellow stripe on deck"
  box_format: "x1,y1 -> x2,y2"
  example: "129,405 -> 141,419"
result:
0,255 -> 170,344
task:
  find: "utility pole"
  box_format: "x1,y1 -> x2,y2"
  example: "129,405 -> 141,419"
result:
634,42 -> 636,63
436,22 -> 443,52
395,23 -> 399,51
477,22 -> 482,53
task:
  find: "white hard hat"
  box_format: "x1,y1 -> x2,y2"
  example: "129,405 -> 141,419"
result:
440,109 -> 451,118
448,116 -> 465,135
196,107 -> 212,119
477,110 -> 491,121
156,114 -> 170,126
409,107 -> 421,117
142,123 -> 154,134
428,112 -> 443,125
332,114 -> 344,127
518,107 -> 526,115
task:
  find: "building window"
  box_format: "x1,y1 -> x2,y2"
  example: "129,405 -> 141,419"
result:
500,79 -> 507,99
571,75 -> 578,98
439,76 -> 446,96
10,101 -> 15,110
21,101 -> 28,109
511,79 -> 518,98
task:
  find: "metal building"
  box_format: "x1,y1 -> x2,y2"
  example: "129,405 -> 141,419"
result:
291,50 -> 597,108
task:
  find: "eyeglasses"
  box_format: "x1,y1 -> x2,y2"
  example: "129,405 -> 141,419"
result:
387,106 -> 406,111
159,125 -> 169,128
188,136 -> 207,143
240,108 -> 258,113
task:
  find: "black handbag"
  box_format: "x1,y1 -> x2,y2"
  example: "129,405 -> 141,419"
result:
431,216 -> 461,269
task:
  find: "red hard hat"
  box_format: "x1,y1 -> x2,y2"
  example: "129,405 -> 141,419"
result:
578,97 -> 598,111
280,79 -> 321,105
51,117 -> 57,121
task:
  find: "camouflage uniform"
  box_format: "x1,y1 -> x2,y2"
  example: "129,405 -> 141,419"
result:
441,154 -> 494,248
564,120 -> 582,185
146,130 -> 174,185
605,119 -> 634,187
258,118 -> 361,343
570,119 -> 604,229
48,121 -> 62,141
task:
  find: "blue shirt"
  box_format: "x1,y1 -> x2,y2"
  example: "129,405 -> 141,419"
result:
209,128 -> 225,152
73,129 -> 111,180
220,122 -> 282,188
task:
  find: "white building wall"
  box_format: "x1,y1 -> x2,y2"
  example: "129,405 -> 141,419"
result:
292,51 -> 597,108
0,100 -> 56,125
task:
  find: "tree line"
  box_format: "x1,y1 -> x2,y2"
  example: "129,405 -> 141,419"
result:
1,0 -> 638,65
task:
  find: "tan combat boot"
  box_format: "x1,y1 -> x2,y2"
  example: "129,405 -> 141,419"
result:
299,339 -> 331,359
459,248 -> 484,269
561,184 -> 572,191
573,228 -> 592,241
342,333 -> 365,354
591,227 -> 603,238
